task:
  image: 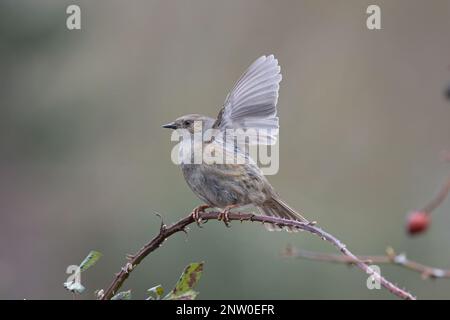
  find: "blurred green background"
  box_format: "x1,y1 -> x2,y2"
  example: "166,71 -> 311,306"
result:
1,0 -> 450,300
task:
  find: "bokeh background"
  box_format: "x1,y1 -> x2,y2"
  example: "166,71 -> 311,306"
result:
1,0 -> 450,299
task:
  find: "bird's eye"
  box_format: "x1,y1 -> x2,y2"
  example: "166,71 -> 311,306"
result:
183,120 -> 192,126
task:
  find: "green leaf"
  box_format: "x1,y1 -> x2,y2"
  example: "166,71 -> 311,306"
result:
63,281 -> 85,294
147,285 -> 164,300
168,290 -> 198,300
79,250 -> 102,272
111,290 -> 132,300
63,250 -> 102,296
165,262 -> 203,300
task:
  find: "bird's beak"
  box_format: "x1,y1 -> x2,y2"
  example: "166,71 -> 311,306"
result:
162,122 -> 177,129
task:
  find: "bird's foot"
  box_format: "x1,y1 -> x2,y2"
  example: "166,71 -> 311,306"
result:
218,205 -> 238,227
191,204 -> 211,227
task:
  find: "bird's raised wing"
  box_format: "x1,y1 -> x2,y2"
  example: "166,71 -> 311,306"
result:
213,55 -> 281,145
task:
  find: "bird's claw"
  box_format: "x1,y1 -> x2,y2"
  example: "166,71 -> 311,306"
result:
218,211 -> 230,227
191,204 -> 210,227
218,205 -> 238,227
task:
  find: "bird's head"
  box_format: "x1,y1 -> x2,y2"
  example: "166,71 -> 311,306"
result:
162,114 -> 215,134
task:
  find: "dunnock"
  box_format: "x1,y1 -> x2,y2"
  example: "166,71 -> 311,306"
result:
163,55 -> 308,230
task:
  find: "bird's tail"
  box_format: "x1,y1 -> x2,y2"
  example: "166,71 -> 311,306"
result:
258,197 -> 309,232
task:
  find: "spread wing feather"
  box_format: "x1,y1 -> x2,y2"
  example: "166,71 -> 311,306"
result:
213,55 -> 281,145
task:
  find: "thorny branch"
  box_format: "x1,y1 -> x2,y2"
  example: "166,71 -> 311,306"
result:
283,245 -> 450,280
100,211 -> 416,300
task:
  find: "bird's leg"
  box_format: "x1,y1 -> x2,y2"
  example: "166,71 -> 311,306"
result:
191,204 -> 211,227
218,204 -> 239,227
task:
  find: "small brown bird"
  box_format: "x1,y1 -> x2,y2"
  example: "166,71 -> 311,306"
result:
163,55 -> 309,230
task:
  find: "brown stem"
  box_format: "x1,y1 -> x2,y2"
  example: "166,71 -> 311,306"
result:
283,246 -> 450,280
100,211 -> 416,300
420,173 -> 450,214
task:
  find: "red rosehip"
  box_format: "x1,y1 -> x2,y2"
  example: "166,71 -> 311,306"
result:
406,211 -> 430,235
